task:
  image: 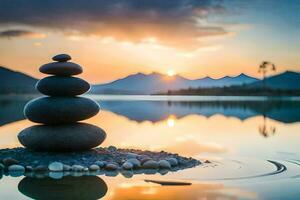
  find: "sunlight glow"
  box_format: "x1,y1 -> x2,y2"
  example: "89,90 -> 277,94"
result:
167,115 -> 176,127
167,69 -> 175,77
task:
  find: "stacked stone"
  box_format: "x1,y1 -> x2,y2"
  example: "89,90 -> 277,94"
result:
18,54 -> 106,152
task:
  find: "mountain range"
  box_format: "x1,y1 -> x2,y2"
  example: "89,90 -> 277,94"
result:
91,72 -> 259,94
0,65 -> 299,95
0,66 -> 37,94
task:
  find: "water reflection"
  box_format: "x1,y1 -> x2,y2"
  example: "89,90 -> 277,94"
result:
100,100 -> 300,123
1,95 -> 300,126
18,176 -> 108,200
16,175 -> 256,200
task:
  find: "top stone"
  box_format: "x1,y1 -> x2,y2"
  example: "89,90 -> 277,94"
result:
52,54 -> 71,62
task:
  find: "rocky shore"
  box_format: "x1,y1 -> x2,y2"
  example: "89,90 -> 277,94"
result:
0,146 -> 201,178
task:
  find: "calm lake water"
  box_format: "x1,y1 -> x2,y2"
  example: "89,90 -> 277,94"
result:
1,95 -> 300,199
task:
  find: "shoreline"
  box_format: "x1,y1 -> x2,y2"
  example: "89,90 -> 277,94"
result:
0,146 -> 201,178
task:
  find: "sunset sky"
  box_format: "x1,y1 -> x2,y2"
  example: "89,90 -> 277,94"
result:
0,0 -> 299,83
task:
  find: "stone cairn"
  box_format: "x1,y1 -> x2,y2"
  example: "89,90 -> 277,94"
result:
18,54 -> 106,152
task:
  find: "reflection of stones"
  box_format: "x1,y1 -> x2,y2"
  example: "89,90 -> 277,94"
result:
18,176 -> 107,200
18,54 -> 106,152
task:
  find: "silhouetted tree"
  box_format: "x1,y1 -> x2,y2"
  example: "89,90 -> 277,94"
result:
258,61 -> 276,89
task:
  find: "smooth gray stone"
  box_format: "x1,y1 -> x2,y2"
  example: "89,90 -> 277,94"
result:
24,97 -> 100,124
18,123 -> 106,152
39,62 -> 82,76
36,76 -> 90,96
52,54 -> 71,62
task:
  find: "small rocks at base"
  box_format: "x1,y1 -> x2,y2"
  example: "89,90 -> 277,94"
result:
127,158 -> 141,168
2,158 -> 19,166
126,152 -> 138,159
72,165 -> 84,172
89,165 -> 100,171
166,158 -> 178,166
8,165 -> 25,177
139,156 -> 152,164
122,162 -> 133,170
25,166 -> 33,172
95,161 -> 107,168
142,160 -> 159,169
8,165 -> 25,172
63,165 -> 72,171
34,165 -> 48,172
108,146 -> 117,152
121,170 -> 133,178
158,160 -> 171,169
105,163 -> 118,170
48,162 -> 64,171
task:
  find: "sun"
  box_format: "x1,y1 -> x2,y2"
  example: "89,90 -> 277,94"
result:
167,69 -> 175,77
167,115 -> 176,127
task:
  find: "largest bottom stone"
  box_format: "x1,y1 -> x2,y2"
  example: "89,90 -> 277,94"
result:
18,123 -> 106,152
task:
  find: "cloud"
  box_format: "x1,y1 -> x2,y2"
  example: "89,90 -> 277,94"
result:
0,0 -> 228,49
0,30 -> 46,39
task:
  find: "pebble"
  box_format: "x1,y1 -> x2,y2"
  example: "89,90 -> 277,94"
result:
158,160 -> 171,169
8,165 -> 25,172
72,165 -> 84,172
89,165 -> 100,171
127,158 -> 141,168
8,165 -> 25,177
48,162 -> 64,171
52,54 -> 71,62
2,158 -> 19,166
105,163 -> 118,170
142,160 -> 159,169
158,169 -> 169,175
34,165 -> 48,172
126,153 -> 138,159
83,167 -> 89,172
95,161 -> 107,168
167,158 -> 178,166
122,161 -> 133,170
39,62 -> 83,76
108,146 -> 117,152
63,165 -> 72,171
140,157 -> 152,164
121,170 -> 133,178
25,166 -> 33,171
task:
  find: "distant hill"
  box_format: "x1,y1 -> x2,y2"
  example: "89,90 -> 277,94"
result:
91,72 -> 258,94
0,66 -> 38,94
161,71 -> 300,96
250,71 -> 300,89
